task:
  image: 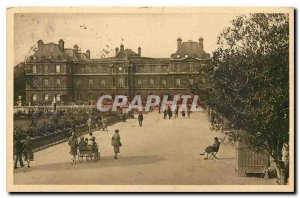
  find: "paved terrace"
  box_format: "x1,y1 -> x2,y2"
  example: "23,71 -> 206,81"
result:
14,111 -> 276,185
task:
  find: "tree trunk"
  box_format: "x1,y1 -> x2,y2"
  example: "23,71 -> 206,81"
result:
275,160 -> 288,185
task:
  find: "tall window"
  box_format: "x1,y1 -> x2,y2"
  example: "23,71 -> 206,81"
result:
32,65 -> 37,74
77,79 -> 82,88
162,79 -> 167,87
89,93 -> 93,100
89,79 -> 94,88
56,79 -> 61,87
176,78 -> 181,87
138,79 -> 142,87
189,64 -> 193,72
44,79 -> 49,87
118,79 -> 124,87
150,79 -> 154,87
44,65 -> 49,73
77,93 -> 82,100
44,93 -> 49,101
56,94 -> 61,102
55,65 -> 61,73
112,77 -> 116,86
101,80 -> 106,88
176,64 -> 180,72
32,93 -> 37,101
162,65 -> 168,72
150,65 -> 155,72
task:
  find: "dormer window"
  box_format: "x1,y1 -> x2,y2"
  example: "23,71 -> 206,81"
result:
185,54 -> 189,58
57,55 -> 62,60
33,56 -> 37,60
176,54 -> 180,58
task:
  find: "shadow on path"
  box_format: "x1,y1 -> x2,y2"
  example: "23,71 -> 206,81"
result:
14,155 -> 165,174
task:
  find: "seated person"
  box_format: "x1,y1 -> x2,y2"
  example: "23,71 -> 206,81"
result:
78,137 -> 87,150
200,137 -> 221,159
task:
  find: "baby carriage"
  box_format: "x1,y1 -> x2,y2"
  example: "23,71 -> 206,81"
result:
78,144 -> 100,163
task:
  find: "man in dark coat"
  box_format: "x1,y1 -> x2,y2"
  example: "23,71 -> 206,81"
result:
138,112 -> 144,127
14,137 -> 25,169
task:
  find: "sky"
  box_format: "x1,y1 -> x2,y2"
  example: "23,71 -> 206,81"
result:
14,12 -> 241,65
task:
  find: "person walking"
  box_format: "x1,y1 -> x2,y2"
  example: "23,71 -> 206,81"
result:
175,106 -> 179,118
87,116 -> 92,133
138,112 -> 144,127
163,109 -> 167,119
101,116 -> 108,132
23,136 -> 34,168
167,106 -> 172,119
14,137 -> 25,169
94,115 -> 99,131
111,129 -> 122,159
187,108 -> 191,118
68,132 -> 78,164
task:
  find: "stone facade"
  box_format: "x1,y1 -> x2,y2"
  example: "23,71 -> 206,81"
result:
24,38 -> 210,105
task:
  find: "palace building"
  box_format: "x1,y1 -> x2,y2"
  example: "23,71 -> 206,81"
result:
24,37 -> 210,105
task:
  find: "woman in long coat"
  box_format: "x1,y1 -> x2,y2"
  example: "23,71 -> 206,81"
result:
68,132 -> 78,164
111,129 -> 122,159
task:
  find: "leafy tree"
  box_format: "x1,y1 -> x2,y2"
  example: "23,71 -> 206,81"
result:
190,14 -> 289,184
13,63 -> 26,103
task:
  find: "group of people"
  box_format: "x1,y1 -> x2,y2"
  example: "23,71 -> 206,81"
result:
162,106 -> 191,120
87,115 -> 108,133
14,135 -> 34,169
68,129 -> 122,164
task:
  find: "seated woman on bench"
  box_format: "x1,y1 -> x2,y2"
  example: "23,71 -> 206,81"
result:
200,137 -> 221,160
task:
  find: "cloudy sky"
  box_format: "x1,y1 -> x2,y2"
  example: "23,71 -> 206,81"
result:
14,12 -> 241,65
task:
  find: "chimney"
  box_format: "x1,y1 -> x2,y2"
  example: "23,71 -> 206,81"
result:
115,47 -> 119,56
58,39 -> 64,51
177,37 -> 182,49
86,50 -> 90,59
37,40 -> 44,49
199,37 -> 204,50
138,47 -> 141,56
120,44 -> 124,51
73,44 -> 79,53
